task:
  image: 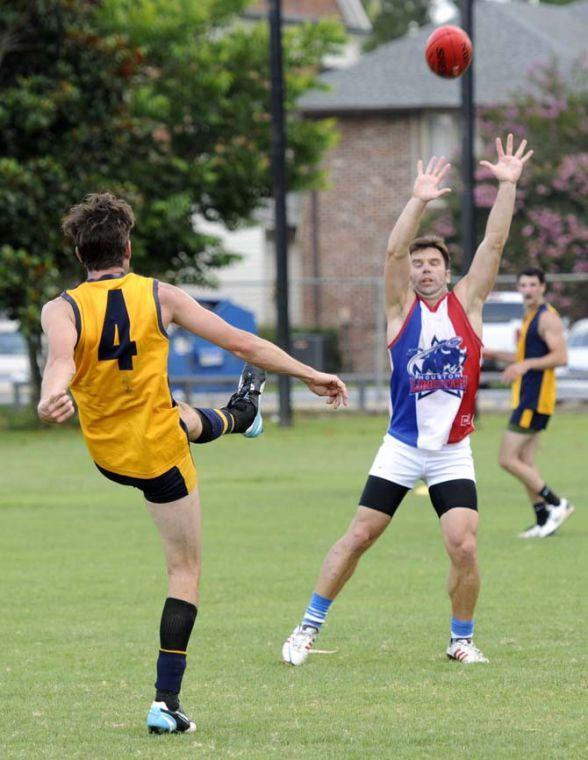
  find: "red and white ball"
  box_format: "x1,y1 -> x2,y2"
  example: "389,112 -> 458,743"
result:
425,25 -> 473,79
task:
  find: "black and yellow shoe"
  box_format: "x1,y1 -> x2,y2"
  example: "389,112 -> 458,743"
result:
226,364 -> 266,437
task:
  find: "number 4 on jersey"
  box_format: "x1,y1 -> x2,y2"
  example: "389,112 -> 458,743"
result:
98,290 -> 138,370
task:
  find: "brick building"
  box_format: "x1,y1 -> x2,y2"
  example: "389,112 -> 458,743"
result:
295,0 -> 588,371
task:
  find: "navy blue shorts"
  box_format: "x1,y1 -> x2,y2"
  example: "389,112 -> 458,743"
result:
95,451 -> 197,503
508,407 -> 550,434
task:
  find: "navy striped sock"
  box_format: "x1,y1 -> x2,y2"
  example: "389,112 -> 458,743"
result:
302,592 -> 333,630
155,598 -> 197,708
193,408 -> 234,443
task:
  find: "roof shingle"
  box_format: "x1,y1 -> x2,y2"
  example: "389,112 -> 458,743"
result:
300,0 -> 588,113
246,0 -> 371,32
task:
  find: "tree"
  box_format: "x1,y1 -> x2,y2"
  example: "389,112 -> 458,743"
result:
0,0 -> 344,402
431,61 -> 588,317
364,0 -> 430,51
0,0 -> 147,396
98,0 -> 344,270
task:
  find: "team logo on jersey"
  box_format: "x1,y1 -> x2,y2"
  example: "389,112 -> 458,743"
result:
407,336 -> 467,398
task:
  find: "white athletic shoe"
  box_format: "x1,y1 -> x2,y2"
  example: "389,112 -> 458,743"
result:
282,625 -> 318,666
539,499 -> 574,537
446,638 -> 489,664
518,523 -> 544,539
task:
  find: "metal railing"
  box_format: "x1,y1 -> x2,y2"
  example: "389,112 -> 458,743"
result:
12,371 -> 588,413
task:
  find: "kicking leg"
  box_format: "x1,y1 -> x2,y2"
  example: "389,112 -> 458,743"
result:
179,364 -> 266,443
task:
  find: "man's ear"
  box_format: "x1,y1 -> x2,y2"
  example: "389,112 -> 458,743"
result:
74,247 -> 82,264
124,239 -> 132,262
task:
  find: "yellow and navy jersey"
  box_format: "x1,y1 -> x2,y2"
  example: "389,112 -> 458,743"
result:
61,272 -> 189,478
511,303 -> 557,416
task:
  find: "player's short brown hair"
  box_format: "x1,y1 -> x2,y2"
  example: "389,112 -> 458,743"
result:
517,266 -> 546,284
409,235 -> 450,269
62,192 -> 135,270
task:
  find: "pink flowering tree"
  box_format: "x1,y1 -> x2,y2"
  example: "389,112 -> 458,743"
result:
431,61 -> 588,317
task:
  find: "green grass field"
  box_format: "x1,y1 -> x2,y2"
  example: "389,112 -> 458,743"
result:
1,412 -> 586,759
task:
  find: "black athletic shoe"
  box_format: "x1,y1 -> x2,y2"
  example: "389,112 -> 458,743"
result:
226,364 -> 266,437
147,701 -> 196,734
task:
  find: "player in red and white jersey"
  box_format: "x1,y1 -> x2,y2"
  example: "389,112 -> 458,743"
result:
282,134 -> 533,666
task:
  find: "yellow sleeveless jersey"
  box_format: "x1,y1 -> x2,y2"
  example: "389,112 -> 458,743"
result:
511,303 -> 557,416
62,273 -> 189,478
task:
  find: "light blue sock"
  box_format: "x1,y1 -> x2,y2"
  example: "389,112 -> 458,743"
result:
302,592 -> 333,631
451,617 -> 474,640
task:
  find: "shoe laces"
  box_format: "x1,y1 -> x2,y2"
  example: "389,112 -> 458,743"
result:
291,626 -> 318,647
228,390 -> 250,407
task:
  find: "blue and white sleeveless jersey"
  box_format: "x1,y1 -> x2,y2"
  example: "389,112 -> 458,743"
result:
388,292 -> 482,450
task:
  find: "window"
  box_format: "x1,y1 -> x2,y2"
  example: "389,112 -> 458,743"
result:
421,111 -> 484,164
422,112 -> 459,161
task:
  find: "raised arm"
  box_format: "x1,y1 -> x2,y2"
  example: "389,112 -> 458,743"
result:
455,135 -> 533,313
502,310 -> 567,383
385,157 -> 451,318
37,298 -> 77,423
159,283 -> 348,408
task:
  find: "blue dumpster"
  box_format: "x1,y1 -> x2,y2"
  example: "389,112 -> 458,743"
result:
168,298 -> 257,393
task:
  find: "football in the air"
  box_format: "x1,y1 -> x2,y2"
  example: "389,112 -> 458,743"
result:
425,25 -> 473,79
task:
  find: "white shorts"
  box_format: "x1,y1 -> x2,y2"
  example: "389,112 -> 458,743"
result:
368,434 -> 476,489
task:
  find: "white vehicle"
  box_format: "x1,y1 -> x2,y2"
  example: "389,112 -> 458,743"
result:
558,318 -> 588,376
481,291 -> 524,370
0,320 -> 30,400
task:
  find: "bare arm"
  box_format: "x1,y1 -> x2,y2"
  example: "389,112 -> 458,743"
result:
385,157 -> 451,317
37,298 -> 77,423
501,310 -> 567,383
455,135 -> 533,314
159,283 -> 348,408
483,348 -> 517,364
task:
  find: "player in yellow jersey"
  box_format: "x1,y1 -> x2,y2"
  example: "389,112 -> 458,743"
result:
487,268 -> 573,539
37,192 -> 348,734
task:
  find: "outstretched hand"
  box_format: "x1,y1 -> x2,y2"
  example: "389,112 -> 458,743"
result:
305,372 -> 349,409
480,134 -> 533,184
413,156 -> 452,202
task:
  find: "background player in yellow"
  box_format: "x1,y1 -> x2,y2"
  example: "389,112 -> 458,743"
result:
37,192 -> 348,734
486,267 -> 573,538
